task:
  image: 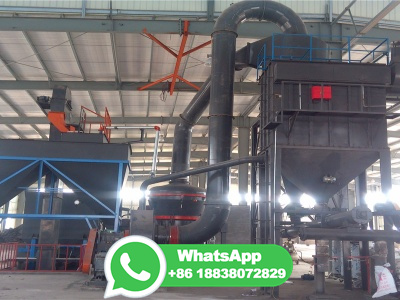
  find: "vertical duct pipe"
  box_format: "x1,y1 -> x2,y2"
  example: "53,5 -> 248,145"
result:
170,0 -> 307,181
170,77 -> 211,180
166,0 -> 307,244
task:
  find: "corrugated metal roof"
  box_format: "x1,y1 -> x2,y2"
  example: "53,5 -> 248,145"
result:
0,1 -> 397,180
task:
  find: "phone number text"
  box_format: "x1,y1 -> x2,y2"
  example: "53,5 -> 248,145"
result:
167,268 -> 286,279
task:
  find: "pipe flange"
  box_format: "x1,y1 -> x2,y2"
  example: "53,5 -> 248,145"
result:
208,114 -> 235,119
179,114 -> 195,127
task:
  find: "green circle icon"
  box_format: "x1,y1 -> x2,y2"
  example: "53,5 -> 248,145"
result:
104,235 -> 166,299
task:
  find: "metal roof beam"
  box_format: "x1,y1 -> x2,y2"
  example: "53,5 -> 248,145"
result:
6,125 -> 26,139
207,0 -> 215,21
110,32 -> 125,119
130,174 -> 240,182
0,116 -> 255,126
131,170 -> 171,176
331,0 -> 358,25
66,32 -> 100,114
357,1 -> 400,36
239,67 -> 252,82
130,151 -> 238,159
22,31 -> 53,80
0,90 -> 46,139
0,55 -> 48,138
1,18 -> 400,40
131,169 -> 237,175
111,136 -> 237,144
388,130 -> 400,138
0,80 -> 260,94
345,0 -> 400,47
129,163 -> 240,170
240,95 -> 260,117
131,161 -> 202,168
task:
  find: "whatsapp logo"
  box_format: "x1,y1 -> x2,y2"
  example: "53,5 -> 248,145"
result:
104,235 -> 166,298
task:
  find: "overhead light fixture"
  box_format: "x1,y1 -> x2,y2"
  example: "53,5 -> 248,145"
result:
322,175 -> 336,184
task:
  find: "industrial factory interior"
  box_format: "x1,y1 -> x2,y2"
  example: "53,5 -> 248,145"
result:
4,0 -> 400,299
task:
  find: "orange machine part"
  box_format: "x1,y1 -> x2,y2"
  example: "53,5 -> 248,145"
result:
47,111 -> 71,133
82,229 -> 97,274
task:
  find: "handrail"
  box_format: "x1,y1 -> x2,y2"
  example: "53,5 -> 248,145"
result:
256,33 -> 390,79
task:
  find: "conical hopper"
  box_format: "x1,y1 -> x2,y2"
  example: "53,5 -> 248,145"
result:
0,160 -> 50,207
0,139 -> 130,215
49,161 -> 129,214
281,148 -> 379,204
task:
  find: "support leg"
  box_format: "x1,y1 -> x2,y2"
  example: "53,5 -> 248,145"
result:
380,149 -> 395,269
343,241 -> 352,290
315,240 -> 329,294
356,171 -> 369,291
238,127 -> 250,205
250,122 -> 259,244
270,145 -> 281,298
37,172 -> 61,270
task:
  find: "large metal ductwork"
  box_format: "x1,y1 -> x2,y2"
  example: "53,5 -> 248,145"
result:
170,0 -> 307,181
163,0 -> 308,244
170,77 -> 211,178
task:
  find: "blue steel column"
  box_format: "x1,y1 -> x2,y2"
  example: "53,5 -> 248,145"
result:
35,161 -> 44,213
114,163 -> 123,232
85,218 -> 92,229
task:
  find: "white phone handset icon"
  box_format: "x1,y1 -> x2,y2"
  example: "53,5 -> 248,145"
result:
120,253 -> 151,281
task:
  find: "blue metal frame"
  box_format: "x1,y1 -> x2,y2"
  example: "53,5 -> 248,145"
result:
0,156 -> 129,232
43,161 -> 115,215
0,155 -> 128,164
0,214 -> 115,219
85,218 -> 92,229
0,160 -> 39,185
256,33 -> 390,80
35,161 -> 43,214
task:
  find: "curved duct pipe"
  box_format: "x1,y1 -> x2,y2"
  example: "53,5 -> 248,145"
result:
170,0 -> 307,180
164,0 -> 307,243
170,77 -> 211,180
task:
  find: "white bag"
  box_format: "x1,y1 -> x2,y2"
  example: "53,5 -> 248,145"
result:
372,264 -> 397,298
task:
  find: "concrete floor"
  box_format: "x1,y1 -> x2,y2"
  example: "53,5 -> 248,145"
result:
0,243 -> 392,300
0,264 -> 381,300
